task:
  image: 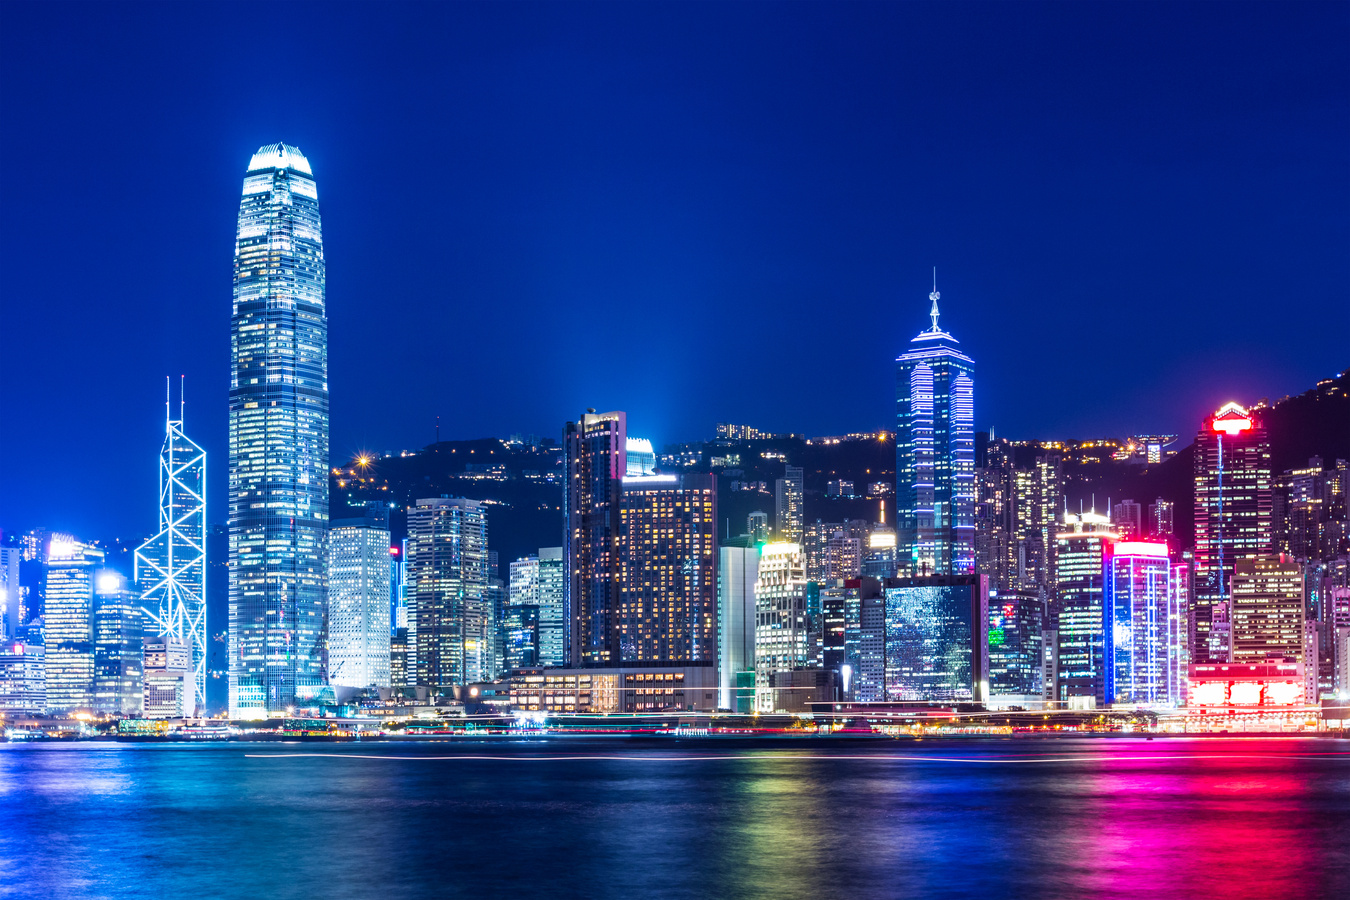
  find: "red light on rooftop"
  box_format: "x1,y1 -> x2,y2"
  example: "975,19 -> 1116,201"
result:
1210,401 -> 1253,435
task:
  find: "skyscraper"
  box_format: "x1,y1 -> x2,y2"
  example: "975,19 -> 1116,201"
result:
775,466 -> 804,542
1193,402 -> 1273,665
407,498 -> 490,694
44,538 -> 103,713
564,411 -> 626,667
895,278 -> 975,576
327,506 -> 392,689
883,575 -> 990,702
617,473 -> 717,663
135,381 -> 206,715
1107,541 -> 1172,705
92,570 -> 143,717
1053,511 -> 1120,706
754,542 -> 810,712
719,544 -> 759,711
537,547 -> 565,667
0,546 -> 21,639
228,143 -> 329,717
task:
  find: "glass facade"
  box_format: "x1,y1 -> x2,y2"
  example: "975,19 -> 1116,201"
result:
327,512 -> 392,689
228,143 -> 329,717
407,498 -> 490,693
134,397 -> 206,714
988,589 -> 1044,698
92,571 -> 144,716
1107,543 -> 1171,705
895,287 -> 975,577
44,539 -> 104,712
564,411 -> 626,666
753,542 -> 810,712
883,575 -> 988,702
1053,513 -> 1119,706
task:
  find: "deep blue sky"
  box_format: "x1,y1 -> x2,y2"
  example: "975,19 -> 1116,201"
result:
2,1 -> 1347,540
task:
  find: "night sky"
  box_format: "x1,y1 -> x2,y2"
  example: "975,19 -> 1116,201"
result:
2,1 -> 1346,541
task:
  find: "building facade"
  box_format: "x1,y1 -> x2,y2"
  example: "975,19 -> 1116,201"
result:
407,497 -> 489,694
44,539 -> 103,713
92,570 -> 143,716
718,544 -> 759,711
228,143 -> 329,717
754,542 -> 810,712
1107,541 -> 1172,705
327,507 -> 392,689
1053,512 -> 1119,706
1193,402 -> 1272,665
895,282 -> 975,577
883,574 -> 990,702
564,411 -> 626,667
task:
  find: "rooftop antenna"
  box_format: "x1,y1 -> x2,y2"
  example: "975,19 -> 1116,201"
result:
929,267 -> 941,332
164,376 -> 170,431
179,374 -> 185,424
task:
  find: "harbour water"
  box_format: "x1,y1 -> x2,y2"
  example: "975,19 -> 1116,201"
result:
2,737 -> 1347,899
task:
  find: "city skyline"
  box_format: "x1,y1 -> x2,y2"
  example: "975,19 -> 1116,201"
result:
3,3 -> 1347,543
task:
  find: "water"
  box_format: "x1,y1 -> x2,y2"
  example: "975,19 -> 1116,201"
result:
2,737 -> 1347,900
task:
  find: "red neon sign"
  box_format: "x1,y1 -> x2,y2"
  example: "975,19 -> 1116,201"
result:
1210,402 -> 1253,435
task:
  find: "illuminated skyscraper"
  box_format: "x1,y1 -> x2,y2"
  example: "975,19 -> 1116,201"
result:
884,575 -> 990,702
1053,511 -> 1120,706
407,498 -> 490,694
775,466 -> 804,542
327,507 -> 392,689
0,547 -> 20,639
754,542 -> 810,712
228,143 -> 329,717
1193,402 -> 1272,665
719,544 -> 759,711
1230,555 -> 1306,665
92,570 -> 143,717
537,547 -> 565,667
135,381 -> 206,715
1107,541 -> 1171,705
564,411 -> 626,667
895,277 -> 975,576
617,474 -> 717,663
44,538 -> 103,713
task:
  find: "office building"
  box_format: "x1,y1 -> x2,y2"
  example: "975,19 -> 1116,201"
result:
327,506 -> 392,689
1149,498 -> 1174,540
537,548 -> 565,667
975,437 -> 1016,592
618,473 -> 717,663
1168,560 -> 1192,705
92,570 -> 143,716
564,411 -> 626,667
1053,512 -> 1120,706
408,497 -> 490,695
1107,541 -> 1171,705
775,465 -> 804,542
719,544 -> 759,711
144,636 -> 192,718
45,539 -> 103,713
747,511 -> 771,543
804,520 -> 866,584
883,575 -> 990,702
1,546 -> 21,639
894,278 -> 975,577
1193,402 -> 1272,664
988,589 -> 1044,700
0,640 -> 46,715
1230,555 -> 1306,667
135,382 -> 207,717
1273,458 -> 1345,562
1112,500 -> 1144,539
754,542 -> 810,712
509,665 -> 718,714
228,143 -> 329,718
1014,452 -> 1063,592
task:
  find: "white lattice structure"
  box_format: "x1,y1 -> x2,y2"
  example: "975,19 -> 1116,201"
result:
135,381 -> 207,715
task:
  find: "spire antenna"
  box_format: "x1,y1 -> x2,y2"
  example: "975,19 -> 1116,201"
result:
179,374 -> 185,424
165,376 -> 171,432
928,267 -> 941,331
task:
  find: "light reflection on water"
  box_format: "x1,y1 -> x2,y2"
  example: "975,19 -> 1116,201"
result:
0,738 -> 1346,900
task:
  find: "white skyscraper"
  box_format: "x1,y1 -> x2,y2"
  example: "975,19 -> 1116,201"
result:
327,508 -> 392,689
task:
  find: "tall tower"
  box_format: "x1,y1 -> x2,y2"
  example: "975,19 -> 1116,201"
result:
564,411 -> 627,667
135,379 -> 206,715
228,143 -> 329,717
895,275 -> 975,576
1192,401 -> 1272,664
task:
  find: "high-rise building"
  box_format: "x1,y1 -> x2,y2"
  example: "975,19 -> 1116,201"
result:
1193,402 -> 1272,665
537,548 -> 565,667
0,546 -> 21,639
1112,500 -> 1144,539
92,570 -> 143,716
988,589 -> 1044,700
143,636 -> 192,718
228,143 -> 329,718
44,539 -> 103,713
1230,555 -> 1306,666
1053,512 -> 1120,706
327,506 -> 392,689
747,511 -> 771,543
0,640 -> 45,715
1148,498 -> 1175,540
804,520 -> 866,584
407,498 -> 489,694
1273,458 -> 1342,562
1107,541 -> 1172,705
895,278 -> 975,577
617,474 -> 717,663
754,542 -> 810,712
719,544 -> 759,711
775,466 -> 804,542
883,575 -> 990,702
975,437 -> 1016,592
1013,451 -> 1062,592
625,437 -> 657,477
564,411 -> 626,667
1168,558 -> 1192,706
135,382 -> 207,714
